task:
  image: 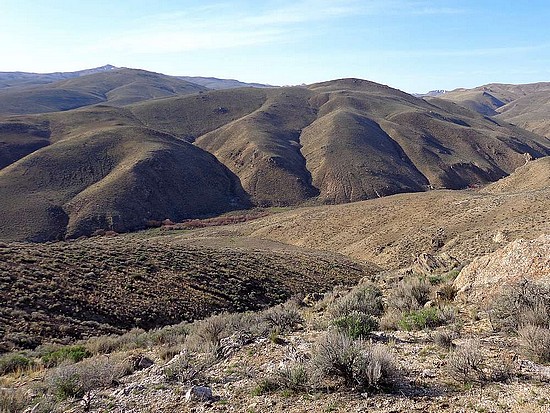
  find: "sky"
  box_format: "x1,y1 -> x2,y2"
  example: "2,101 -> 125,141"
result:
1,0 -> 549,93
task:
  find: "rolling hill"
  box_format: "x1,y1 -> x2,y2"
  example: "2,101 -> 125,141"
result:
0,68 -> 207,115
0,64 -> 118,90
0,73 -> 549,241
177,156 -> 550,271
435,82 -> 550,137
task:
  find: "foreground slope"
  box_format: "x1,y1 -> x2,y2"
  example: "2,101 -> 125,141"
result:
1,78 -> 549,241
0,235 -> 370,350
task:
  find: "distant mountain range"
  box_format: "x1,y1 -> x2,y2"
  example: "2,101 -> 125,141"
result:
0,66 -> 548,242
0,65 -> 272,93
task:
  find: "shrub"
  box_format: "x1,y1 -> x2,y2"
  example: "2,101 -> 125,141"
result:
437,283 -> 458,302
311,331 -> 397,390
189,313 -> 230,348
489,279 -> 550,332
159,345 -> 183,362
251,378 -> 279,396
163,351 -> 207,384
398,307 -> 443,331
353,344 -> 397,390
332,311 -> 379,339
446,340 -> 485,384
518,324 -> 550,362
329,284 -> 384,318
41,345 -> 91,367
0,353 -> 32,375
45,356 -> 130,407
433,330 -> 455,350
263,304 -> 303,333
0,388 -> 30,413
85,335 -> 122,355
379,309 -> 402,331
311,332 -> 359,385
388,277 -> 431,312
275,363 -> 310,392
149,323 -> 189,346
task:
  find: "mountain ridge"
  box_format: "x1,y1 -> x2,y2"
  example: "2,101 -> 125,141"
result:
0,71 -> 549,241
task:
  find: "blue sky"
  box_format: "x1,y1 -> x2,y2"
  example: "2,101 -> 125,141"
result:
1,0 -> 549,93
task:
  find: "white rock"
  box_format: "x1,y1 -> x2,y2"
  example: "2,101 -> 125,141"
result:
185,385 -> 213,403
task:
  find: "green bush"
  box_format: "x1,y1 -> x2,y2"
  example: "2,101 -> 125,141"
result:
41,345 -> 91,367
0,353 -> 32,375
332,311 -> 379,339
398,307 -> 443,331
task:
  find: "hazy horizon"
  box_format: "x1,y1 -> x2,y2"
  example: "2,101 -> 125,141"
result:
2,0 -> 550,93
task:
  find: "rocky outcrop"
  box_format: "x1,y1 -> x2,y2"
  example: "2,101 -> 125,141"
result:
454,234 -> 550,302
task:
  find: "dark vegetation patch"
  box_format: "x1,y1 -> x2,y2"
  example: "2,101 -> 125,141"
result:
0,235 -> 367,352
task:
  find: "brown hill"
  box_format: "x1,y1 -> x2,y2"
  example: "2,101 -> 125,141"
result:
0,68 -> 206,115
481,157 -> 550,194
0,77 -> 549,241
0,124 -> 249,241
177,180 -> 550,271
435,82 -> 550,137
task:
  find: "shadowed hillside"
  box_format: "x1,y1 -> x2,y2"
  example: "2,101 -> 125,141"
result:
0,77 -> 549,241
0,126 -> 249,241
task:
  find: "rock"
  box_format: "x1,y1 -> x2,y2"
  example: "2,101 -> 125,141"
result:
218,332 -> 253,358
454,234 -> 550,302
131,355 -> 154,370
302,292 -> 324,306
492,231 -> 508,244
410,252 -> 460,275
185,385 -> 213,403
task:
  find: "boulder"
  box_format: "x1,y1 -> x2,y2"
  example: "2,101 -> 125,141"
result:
185,386 -> 213,403
454,234 -> 550,303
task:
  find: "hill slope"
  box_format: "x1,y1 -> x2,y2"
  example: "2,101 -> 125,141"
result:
0,124 -> 249,241
0,68 -> 206,115
0,235 -> 370,350
178,160 -> 550,270
435,82 -> 550,137
0,77 -> 549,241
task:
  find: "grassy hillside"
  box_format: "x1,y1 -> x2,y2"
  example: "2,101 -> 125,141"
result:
0,235 -> 370,350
